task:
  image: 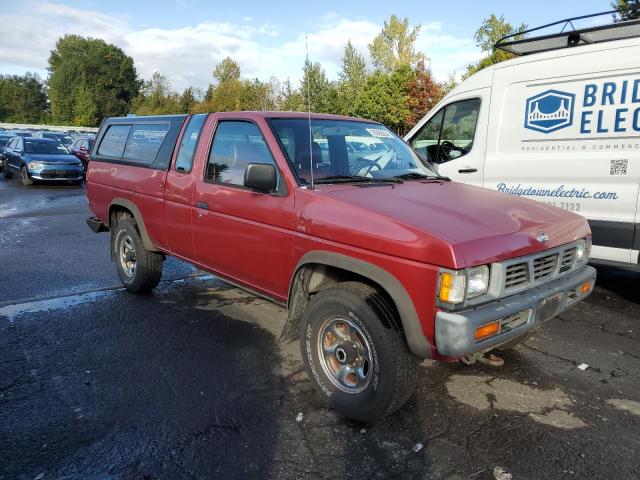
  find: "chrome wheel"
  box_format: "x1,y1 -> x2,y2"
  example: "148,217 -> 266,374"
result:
317,316 -> 373,394
118,234 -> 136,278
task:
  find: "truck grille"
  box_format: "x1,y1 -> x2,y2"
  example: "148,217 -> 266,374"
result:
533,254 -> 558,281
505,263 -> 528,289
501,241 -> 582,294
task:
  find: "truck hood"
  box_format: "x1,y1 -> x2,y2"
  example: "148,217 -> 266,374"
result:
297,181 -> 590,268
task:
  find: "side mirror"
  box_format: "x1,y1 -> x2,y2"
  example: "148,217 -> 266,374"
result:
244,163 -> 277,192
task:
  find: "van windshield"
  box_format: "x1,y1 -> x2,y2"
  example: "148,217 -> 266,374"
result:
270,119 -> 442,184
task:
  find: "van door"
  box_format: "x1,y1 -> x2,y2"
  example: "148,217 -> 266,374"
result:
408,88 -> 490,186
192,118 -> 295,301
485,43 -> 640,264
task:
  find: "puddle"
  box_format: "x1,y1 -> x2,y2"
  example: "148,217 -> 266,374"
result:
446,374 -> 588,429
0,275 -> 215,323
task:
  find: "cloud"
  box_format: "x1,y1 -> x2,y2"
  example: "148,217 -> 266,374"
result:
0,1 -> 481,91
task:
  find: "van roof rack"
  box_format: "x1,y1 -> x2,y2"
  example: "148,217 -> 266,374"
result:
494,10 -> 640,56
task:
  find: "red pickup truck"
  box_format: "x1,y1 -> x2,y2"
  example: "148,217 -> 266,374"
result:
86,112 -> 596,421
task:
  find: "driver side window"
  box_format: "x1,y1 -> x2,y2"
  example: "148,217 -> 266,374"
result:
411,98 -> 480,165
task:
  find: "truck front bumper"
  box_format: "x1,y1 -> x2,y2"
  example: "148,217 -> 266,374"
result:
435,265 -> 596,357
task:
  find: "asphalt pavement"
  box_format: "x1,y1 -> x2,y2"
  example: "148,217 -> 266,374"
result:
0,178 -> 639,480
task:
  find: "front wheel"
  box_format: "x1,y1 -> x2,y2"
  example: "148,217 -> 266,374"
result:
4,163 -> 13,179
112,218 -> 163,293
300,282 -> 420,422
20,166 -> 33,186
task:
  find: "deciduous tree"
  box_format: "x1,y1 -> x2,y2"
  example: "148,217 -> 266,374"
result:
0,73 -> 48,123
48,35 -> 140,125
369,15 -> 425,72
464,14 -> 527,79
405,60 -> 443,126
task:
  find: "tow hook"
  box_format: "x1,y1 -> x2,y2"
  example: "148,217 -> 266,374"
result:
460,351 -> 505,367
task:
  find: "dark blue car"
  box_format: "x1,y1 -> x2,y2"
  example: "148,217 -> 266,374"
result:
2,137 -> 84,186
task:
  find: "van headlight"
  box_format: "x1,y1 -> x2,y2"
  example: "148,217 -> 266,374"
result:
575,238 -> 590,263
439,265 -> 490,305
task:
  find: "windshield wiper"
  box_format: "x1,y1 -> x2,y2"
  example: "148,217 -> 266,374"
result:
313,175 -> 402,184
393,172 -> 451,181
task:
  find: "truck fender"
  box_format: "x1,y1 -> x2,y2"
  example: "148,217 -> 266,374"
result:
284,251 -> 432,359
109,198 -> 159,252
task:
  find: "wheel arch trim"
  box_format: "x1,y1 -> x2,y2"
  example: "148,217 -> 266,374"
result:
108,198 -> 158,251
289,251 -> 432,358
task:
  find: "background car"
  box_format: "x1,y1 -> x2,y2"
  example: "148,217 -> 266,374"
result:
68,136 -> 94,170
0,133 -> 16,171
2,137 -> 84,186
34,131 -> 74,149
8,130 -> 34,138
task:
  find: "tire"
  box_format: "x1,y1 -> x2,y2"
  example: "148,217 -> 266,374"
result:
20,166 -> 33,186
3,163 -> 13,179
112,218 -> 163,293
300,281 -> 420,422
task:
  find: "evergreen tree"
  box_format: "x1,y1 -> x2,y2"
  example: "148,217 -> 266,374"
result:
300,59 -> 338,113
337,41 -> 368,116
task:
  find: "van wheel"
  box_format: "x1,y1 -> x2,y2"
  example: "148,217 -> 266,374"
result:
300,281 -> 419,422
20,166 -> 32,185
112,218 -> 163,293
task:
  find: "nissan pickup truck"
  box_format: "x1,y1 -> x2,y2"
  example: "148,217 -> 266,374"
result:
86,112 -> 596,421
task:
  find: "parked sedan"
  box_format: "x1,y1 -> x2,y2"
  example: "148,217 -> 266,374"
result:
2,137 -> 84,186
68,136 -> 94,171
34,131 -> 74,149
0,134 -> 15,171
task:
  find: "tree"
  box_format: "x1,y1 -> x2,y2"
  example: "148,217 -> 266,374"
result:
72,77 -> 98,126
464,14 -> 527,79
405,60 -> 443,126
300,59 -> 338,113
440,71 -> 458,96
48,35 -> 140,126
179,87 -> 199,113
213,57 -> 241,83
281,78 -> 305,111
369,15 -> 425,72
337,41 -> 368,116
0,73 -> 48,123
612,0 -> 640,21
132,72 -> 180,115
355,67 -> 412,134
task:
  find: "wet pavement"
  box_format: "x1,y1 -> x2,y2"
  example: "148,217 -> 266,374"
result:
0,179 -> 639,480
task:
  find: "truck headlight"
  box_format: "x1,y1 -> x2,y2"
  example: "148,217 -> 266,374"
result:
28,161 -> 44,170
439,271 -> 466,304
438,265 -> 490,305
575,238 -> 590,263
466,265 -> 490,299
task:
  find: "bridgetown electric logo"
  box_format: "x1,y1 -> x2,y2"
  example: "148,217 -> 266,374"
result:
524,89 -> 576,134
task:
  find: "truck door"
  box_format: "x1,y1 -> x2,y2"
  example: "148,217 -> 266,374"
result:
407,89 -> 490,186
163,114 -> 208,262
192,118 -> 295,301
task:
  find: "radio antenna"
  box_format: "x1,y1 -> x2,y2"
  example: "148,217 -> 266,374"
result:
305,35 -> 314,190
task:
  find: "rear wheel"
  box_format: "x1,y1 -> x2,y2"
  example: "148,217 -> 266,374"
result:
112,218 -> 163,293
20,166 -> 33,186
300,281 -> 420,422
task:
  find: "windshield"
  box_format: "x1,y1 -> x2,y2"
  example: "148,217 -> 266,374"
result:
24,140 -> 70,155
270,119 -> 440,184
44,133 -> 73,146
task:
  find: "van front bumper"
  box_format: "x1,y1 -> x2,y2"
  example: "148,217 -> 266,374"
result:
435,265 -> 596,357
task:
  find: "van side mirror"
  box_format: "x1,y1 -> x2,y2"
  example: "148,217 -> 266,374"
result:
244,163 -> 277,192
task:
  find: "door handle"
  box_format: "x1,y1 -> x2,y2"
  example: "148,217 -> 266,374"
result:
196,201 -> 209,210
458,168 -> 478,174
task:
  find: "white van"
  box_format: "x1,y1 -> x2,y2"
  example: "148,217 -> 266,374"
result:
406,15 -> 640,269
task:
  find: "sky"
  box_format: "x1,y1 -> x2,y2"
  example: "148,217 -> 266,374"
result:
0,0 -> 612,92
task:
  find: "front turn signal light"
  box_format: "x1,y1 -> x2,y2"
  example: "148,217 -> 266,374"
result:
475,321 -> 500,341
439,271 -> 466,304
